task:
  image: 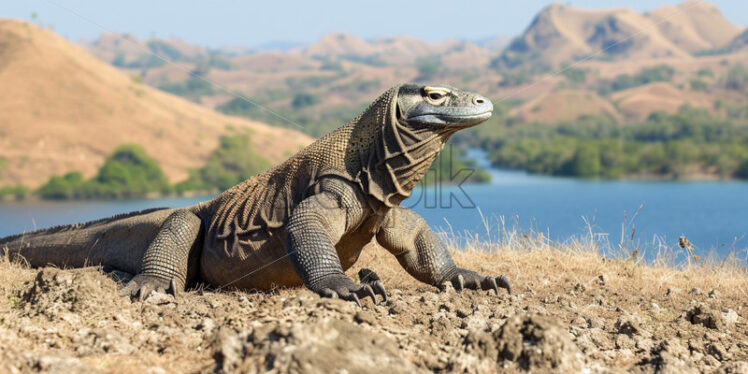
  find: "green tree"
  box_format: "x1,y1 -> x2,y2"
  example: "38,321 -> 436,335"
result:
36,171 -> 85,199
562,144 -> 601,177
37,144 -> 170,199
736,159 -> 748,179
176,132 -> 271,192
89,144 -> 171,198
724,64 -> 748,92
291,93 -> 319,108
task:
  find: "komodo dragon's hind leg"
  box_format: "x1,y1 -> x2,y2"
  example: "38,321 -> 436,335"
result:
119,210 -> 203,300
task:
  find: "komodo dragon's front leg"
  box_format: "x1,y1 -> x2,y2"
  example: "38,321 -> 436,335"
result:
286,180 -> 385,306
119,210 -> 203,300
377,207 -> 511,294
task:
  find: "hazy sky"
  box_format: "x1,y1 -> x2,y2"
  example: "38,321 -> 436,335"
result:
2,1 -> 746,47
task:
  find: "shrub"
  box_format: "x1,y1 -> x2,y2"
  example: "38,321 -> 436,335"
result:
176,132 -> 271,193
561,65 -> 587,84
36,172 -> 85,199
724,64 -> 748,92
736,159 -> 748,179
0,185 -> 30,200
291,93 -> 319,108
36,145 -> 170,199
158,78 -> 214,99
690,79 -> 708,91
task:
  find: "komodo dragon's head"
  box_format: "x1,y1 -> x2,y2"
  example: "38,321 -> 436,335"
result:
395,83 -> 493,131
346,83 -> 493,207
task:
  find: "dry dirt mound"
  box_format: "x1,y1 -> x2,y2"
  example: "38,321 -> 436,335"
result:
212,319 -> 415,373
1,245 -> 746,373
0,19 -> 312,188
511,89 -> 622,124
611,82 -> 714,120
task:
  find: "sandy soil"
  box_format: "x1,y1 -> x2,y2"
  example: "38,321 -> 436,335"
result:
1,243 -> 746,373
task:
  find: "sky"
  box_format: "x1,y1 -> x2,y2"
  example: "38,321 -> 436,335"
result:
1,1 -> 746,47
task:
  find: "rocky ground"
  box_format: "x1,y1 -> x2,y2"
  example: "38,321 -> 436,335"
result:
1,243 -> 746,373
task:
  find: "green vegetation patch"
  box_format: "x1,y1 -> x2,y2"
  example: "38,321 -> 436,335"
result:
561,65 -> 587,84
158,77 -> 214,99
0,185 -> 30,200
597,64 -> 675,95
723,64 -> 748,93
175,131 -> 271,193
37,145 -> 171,199
479,107 -> 748,180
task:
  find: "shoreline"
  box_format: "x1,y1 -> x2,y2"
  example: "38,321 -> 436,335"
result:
3,172 -> 748,202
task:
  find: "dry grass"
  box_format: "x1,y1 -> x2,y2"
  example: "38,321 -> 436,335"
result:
1,224 -> 746,372
345,226 -> 748,304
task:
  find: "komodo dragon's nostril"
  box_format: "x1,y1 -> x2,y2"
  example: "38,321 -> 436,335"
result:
473,97 -> 485,105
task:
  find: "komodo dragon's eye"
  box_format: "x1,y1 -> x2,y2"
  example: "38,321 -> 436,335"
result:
423,86 -> 450,105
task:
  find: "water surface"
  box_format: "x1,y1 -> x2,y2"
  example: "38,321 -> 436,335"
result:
1,162 -> 746,262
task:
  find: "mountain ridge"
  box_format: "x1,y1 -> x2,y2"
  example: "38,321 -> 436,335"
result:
0,19 -> 312,189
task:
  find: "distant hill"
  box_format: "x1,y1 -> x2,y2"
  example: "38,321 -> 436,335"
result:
85,32 -> 215,68
494,1 -> 741,70
298,32 -> 492,67
649,0 -> 743,53
727,29 -> 748,52
77,1 -> 747,140
0,19 -> 312,189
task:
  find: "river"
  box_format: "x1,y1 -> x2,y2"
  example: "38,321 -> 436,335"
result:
1,152 -> 747,262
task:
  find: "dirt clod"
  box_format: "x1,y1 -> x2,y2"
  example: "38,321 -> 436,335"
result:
494,314 -> 585,372
212,319 -> 415,374
687,303 -> 723,329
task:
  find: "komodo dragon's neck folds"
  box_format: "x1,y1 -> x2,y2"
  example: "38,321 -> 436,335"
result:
1,83 -> 510,306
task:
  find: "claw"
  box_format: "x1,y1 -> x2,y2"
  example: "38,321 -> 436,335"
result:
497,275 -> 511,295
321,288 -> 338,299
484,277 -> 499,294
349,293 -> 361,308
118,282 -> 134,298
168,279 -> 179,298
453,274 -> 465,291
362,285 -> 377,304
372,280 -> 388,303
138,283 -> 154,301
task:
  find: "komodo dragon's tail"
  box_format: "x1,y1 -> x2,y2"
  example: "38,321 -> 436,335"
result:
0,207 -> 176,274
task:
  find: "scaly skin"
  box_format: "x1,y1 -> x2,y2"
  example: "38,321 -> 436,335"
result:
0,83 -> 510,305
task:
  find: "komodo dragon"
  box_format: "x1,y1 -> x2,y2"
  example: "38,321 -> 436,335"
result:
1,83 -> 510,305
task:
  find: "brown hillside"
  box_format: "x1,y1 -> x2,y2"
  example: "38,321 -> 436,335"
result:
300,32 -> 492,66
497,3 -> 701,69
85,32 -> 210,66
611,82 -> 714,121
510,90 -> 622,124
302,32 -> 377,57
0,19 -> 312,189
650,1 -> 742,53
728,28 -> 748,52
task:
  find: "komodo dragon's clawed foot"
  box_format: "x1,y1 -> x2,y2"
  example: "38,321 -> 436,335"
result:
311,274 -> 381,307
443,269 -> 511,295
119,274 -> 179,301
357,268 -> 388,303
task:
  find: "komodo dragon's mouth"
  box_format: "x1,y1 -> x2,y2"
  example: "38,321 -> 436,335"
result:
406,109 -> 493,127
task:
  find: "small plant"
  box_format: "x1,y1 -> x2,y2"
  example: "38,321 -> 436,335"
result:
8,295 -> 19,309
